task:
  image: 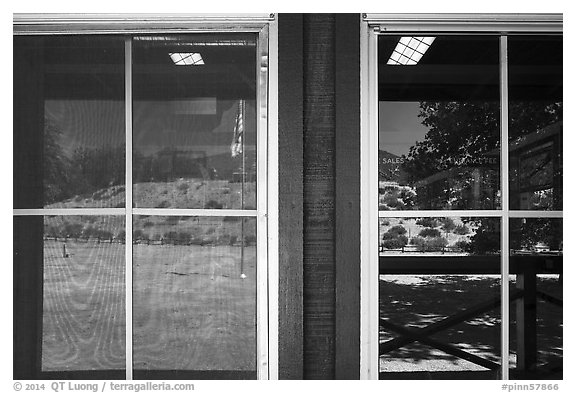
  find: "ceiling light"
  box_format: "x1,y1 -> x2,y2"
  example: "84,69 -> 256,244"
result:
387,37 -> 435,65
169,52 -> 204,65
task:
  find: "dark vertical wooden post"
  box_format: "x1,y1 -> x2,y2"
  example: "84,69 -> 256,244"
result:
277,13 -> 362,379
278,13 -> 305,380
516,261 -> 538,373
334,14 -> 361,380
302,13 -> 336,379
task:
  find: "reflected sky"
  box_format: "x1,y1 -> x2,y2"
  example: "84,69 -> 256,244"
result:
379,101 -> 428,156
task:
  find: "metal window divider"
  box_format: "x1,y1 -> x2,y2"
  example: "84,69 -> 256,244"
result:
125,37 -> 134,380
500,34 -> 510,380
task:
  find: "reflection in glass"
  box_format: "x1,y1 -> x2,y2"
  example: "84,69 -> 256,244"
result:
509,36 -> 562,211
509,218 -> 562,379
132,216 -> 256,377
13,36 -> 126,209
42,216 -> 126,371
379,217 -> 501,379
132,35 -> 257,209
378,36 -> 500,210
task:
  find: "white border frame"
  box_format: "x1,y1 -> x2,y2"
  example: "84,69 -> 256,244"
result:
360,14 -> 562,381
13,14 -> 278,381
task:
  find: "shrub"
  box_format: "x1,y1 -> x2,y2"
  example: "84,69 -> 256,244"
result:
398,186 -> 416,208
410,236 -> 447,251
116,230 -> 126,241
424,237 -> 448,251
383,194 -> 405,210
163,231 -> 178,243
455,240 -> 471,252
387,225 -> 407,236
63,223 -> 83,238
454,224 -> 470,235
98,230 -> 113,240
418,228 -> 441,238
189,236 -> 204,245
166,216 -> 180,224
143,221 -> 154,228
205,199 -> 223,209
177,231 -> 192,244
81,225 -> 95,238
381,232 -> 396,241
380,219 -> 390,226
156,200 -> 170,208
44,225 -> 59,238
440,217 -> 456,232
245,234 -> 257,246
133,229 -> 144,240
381,238 -> 406,250
92,189 -> 107,201
416,217 -> 440,228
410,236 -> 426,246
177,182 -> 190,192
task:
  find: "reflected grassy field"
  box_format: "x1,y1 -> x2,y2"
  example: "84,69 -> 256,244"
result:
42,240 -> 256,372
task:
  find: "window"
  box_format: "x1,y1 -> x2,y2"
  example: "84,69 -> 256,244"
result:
13,15 -> 278,380
361,14 -> 562,380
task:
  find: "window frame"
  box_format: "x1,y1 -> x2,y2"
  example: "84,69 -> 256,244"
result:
360,13 -> 563,380
13,13 -> 279,380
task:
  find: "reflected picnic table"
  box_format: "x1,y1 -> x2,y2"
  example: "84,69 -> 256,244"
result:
379,253 -> 562,377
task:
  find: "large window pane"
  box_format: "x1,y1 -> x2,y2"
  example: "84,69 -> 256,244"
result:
132,216 -> 256,379
508,36 -> 562,211
509,218 -> 562,379
379,217 -> 501,379
42,216 -> 126,372
13,36 -> 126,209
132,35 -> 257,210
378,36 -> 500,210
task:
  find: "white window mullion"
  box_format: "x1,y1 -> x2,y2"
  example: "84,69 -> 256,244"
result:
360,23 -> 380,380
267,17 -> 279,381
500,35 -> 510,381
13,208 -> 125,216
124,37 -> 134,381
378,210 -> 504,218
132,208 -> 258,217
256,24 -> 270,380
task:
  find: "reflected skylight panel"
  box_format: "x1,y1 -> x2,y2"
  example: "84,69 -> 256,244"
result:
168,52 -> 205,65
387,36 -> 435,65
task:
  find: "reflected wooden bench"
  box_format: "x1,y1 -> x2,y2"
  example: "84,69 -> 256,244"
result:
379,254 -> 562,375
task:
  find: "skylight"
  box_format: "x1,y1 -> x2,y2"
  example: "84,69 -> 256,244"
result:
387,37 -> 435,65
169,52 -> 205,66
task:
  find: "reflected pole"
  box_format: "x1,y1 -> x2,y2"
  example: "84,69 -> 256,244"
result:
240,99 -> 246,279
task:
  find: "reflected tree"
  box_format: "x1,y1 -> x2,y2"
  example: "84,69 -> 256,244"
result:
401,101 -> 562,251
44,117 -> 71,204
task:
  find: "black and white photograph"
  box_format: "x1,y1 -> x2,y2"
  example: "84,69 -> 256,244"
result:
8,2 -> 573,391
